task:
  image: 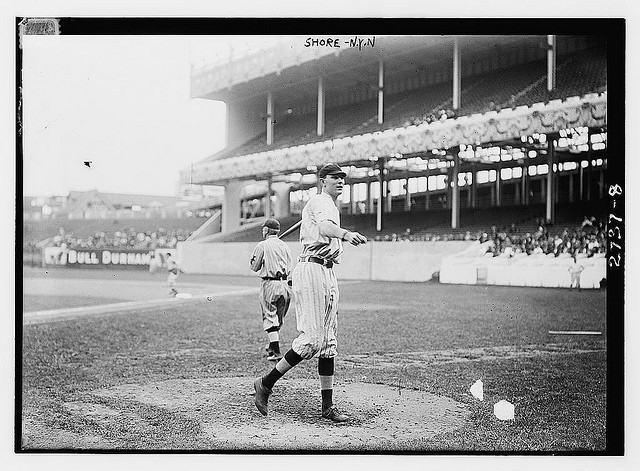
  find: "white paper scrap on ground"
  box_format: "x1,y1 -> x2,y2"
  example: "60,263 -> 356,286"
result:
494,400 -> 515,420
470,379 -> 484,401
175,292 -> 193,299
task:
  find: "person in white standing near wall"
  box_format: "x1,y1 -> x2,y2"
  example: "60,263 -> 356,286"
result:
250,218 -> 293,361
253,163 -> 368,423
568,256 -> 585,290
166,253 -> 183,297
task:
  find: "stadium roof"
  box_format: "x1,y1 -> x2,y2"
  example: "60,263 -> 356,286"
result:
191,35 -> 544,104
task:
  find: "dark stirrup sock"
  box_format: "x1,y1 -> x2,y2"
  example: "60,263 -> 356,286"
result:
262,349 -> 304,389
321,389 -> 333,411
318,357 -> 335,376
284,349 -> 304,367
261,368 -> 282,390
318,357 -> 335,410
268,341 -> 280,354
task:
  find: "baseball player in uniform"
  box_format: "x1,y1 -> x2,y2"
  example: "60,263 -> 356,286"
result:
568,257 -> 585,290
253,163 -> 367,422
166,253 -> 182,297
250,218 -> 293,361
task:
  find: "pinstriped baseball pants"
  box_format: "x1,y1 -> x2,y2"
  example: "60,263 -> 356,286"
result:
290,261 -> 339,359
259,280 -> 291,331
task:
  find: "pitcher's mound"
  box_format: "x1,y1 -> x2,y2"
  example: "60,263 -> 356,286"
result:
79,376 -> 470,450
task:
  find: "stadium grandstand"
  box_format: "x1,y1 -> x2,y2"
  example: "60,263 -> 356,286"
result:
24,34 -> 610,286
183,35 -> 607,245
22,189 -> 223,266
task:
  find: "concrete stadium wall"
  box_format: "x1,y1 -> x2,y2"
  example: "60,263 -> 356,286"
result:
178,240 -> 474,282
439,249 -> 606,289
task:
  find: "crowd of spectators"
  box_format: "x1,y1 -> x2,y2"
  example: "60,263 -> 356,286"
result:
483,217 -> 606,259
372,215 -> 607,259
373,228 -> 479,242
44,226 -> 192,250
405,108 -> 456,127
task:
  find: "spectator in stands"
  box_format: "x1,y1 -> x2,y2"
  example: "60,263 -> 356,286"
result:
44,226 -> 193,251
581,216 -> 596,229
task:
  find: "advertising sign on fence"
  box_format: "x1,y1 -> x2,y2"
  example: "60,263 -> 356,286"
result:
43,247 -> 157,269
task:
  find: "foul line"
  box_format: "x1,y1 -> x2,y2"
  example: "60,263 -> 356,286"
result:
23,287 -> 259,323
548,330 -> 603,335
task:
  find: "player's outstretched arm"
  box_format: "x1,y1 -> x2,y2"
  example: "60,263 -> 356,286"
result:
317,220 -> 367,246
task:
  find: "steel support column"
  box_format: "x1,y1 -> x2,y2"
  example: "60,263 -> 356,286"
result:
425,168 -> 430,210
599,169 -> 604,199
378,60 -> 384,124
471,163 -> 477,208
453,38 -> 462,110
317,77 -> 325,136
569,172 -> 574,202
546,139 -> 556,224
547,35 -> 556,92
266,92 -> 274,146
451,151 -> 460,229
404,170 -> 411,212
264,175 -> 273,219
350,182 -> 357,214
495,164 -> 502,207
376,159 -> 386,231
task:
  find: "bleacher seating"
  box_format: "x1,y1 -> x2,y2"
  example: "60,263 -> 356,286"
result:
207,200 -> 606,244
513,46 -> 607,107
457,62 -> 548,116
23,217 -> 207,243
206,46 -> 606,163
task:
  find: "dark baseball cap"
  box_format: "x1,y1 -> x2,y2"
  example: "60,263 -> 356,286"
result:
262,218 -> 280,230
317,163 -> 347,179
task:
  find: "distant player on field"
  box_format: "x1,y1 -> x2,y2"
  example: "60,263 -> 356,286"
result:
568,256 -> 585,290
250,218 -> 293,361
166,253 -> 183,297
253,163 -> 367,423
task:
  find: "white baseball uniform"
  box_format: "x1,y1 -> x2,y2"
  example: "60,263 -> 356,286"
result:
250,235 -> 293,331
291,192 -> 343,359
167,258 -> 179,290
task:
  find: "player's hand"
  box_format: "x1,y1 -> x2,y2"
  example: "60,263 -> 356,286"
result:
343,231 -> 367,246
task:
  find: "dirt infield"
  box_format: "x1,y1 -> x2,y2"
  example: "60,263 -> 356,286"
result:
39,377 -> 468,451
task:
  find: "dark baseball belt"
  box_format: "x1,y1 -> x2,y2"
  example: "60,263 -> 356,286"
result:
301,256 -> 334,269
262,273 -> 288,281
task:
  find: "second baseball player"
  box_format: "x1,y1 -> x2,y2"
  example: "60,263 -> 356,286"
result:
250,218 -> 293,361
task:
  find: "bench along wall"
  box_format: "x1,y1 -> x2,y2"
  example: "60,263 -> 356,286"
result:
178,240 -> 473,282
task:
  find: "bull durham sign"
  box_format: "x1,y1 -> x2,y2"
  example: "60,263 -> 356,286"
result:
44,248 -> 155,268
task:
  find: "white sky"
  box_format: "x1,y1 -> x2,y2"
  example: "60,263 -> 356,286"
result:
21,35 -> 239,197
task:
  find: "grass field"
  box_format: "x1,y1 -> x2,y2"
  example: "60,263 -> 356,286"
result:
20,267 -> 608,452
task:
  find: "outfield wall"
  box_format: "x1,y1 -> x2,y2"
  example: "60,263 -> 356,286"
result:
178,240 -> 474,282
439,243 -> 606,289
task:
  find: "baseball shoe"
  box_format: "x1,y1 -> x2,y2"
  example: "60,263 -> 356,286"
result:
322,405 -> 350,423
253,377 -> 272,416
169,289 -> 178,297
266,352 -> 282,361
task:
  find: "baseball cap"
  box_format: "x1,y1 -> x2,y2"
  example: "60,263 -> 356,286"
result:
262,218 -> 280,230
317,163 -> 347,179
